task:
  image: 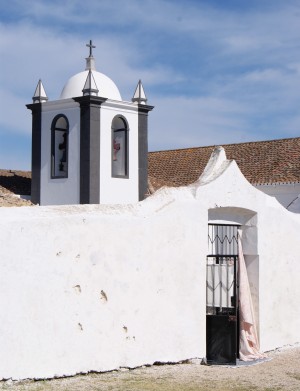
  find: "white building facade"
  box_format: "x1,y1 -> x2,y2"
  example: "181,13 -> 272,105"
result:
27,42 -> 153,205
0,147 -> 299,380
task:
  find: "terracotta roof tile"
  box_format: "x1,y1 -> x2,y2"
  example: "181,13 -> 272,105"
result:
148,137 -> 300,188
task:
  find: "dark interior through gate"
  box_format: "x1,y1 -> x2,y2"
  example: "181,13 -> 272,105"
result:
206,223 -> 240,365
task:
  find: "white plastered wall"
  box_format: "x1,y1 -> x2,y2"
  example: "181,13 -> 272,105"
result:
99,101 -> 139,204
40,99 -> 80,205
193,154 -> 300,352
0,148 -> 299,380
255,183 -> 300,213
0,194 -> 206,380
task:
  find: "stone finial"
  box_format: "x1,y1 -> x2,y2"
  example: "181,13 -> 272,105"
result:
132,80 -> 147,104
82,70 -> 99,96
32,79 -> 48,103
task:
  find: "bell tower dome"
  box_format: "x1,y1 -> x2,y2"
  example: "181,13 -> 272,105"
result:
27,41 -> 153,206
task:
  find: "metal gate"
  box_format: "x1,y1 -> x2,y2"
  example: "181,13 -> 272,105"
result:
206,224 -> 239,364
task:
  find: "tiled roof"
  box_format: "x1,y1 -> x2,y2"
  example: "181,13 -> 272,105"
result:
1,137 -> 300,206
148,137 -> 300,188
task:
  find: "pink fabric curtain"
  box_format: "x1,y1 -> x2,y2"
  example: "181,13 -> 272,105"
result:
238,233 -> 266,361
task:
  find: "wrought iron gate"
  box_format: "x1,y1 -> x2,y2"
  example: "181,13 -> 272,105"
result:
206,224 -> 240,364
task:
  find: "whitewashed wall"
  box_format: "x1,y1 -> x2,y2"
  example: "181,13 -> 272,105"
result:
39,99 -> 140,206
256,183 -> 300,213
0,195 -> 206,380
0,148 -> 299,380
100,101 -> 139,204
193,150 -> 300,352
41,100 -> 80,205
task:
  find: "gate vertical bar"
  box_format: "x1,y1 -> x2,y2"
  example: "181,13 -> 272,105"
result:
206,223 -> 240,365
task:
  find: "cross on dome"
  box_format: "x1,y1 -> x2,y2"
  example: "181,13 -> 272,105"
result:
86,40 -> 96,57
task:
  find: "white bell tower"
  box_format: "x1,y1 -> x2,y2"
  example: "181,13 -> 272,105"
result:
27,41 -> 153,206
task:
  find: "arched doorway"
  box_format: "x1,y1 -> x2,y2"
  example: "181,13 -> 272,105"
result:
206,207 -> 259,365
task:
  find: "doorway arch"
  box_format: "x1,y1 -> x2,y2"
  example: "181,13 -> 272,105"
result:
207,207 -> 259,364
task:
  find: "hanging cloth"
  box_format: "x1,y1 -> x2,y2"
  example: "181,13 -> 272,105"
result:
238,231 -> 266,361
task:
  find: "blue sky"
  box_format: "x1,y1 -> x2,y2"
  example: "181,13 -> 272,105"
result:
1,0 -> 300,170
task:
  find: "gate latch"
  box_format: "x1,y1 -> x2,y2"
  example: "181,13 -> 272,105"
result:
228,315 -> 237,322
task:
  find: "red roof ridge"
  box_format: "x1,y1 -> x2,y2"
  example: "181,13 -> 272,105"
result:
149,136 -> 300,154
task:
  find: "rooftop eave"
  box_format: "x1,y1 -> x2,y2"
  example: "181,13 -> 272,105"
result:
253,181 -> 300,186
